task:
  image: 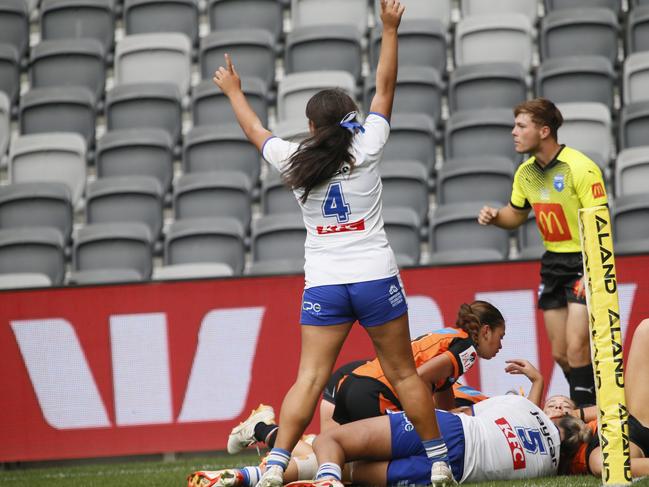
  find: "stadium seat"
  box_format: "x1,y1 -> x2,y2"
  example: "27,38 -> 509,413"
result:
114,33 -> 192,95
105,82 -> 182,144
164,217 -> 246,275
124,0 -> 199,46
192,78 -> 268,128
173,171 -> 253,229
364,66 -> 443,125
369,19 -> 446,73
536,56 -> 616,110
543,0 -> 621,16
96,128 -> 174,193
68,268 -> 144,284
383,207 -> 421,266
619,100 -> 649,150
73,222 -> 153,280
518,211 -> 545,259
0,272 -> 52,289
200,30 -> 275,88
273,118 -> 311,142
285,25 -> 363,82
153,262 -> 234,280
9,132 -> 87,205
381,113 -> 436,177
0,227 -> 65,285
277,71 -> 356,122
85,176 -> 164,239
0,43 -> 20,106
0,0 -> 29,60
445,109 -> 520,164
612,193 -> 649,254
623,52 -> 649,106
380,162 -> 429,223
29,39 -> 106,100
207,0 -> 283,42
615,147 -> 649,197
448,62 -> 527,113
0,182 -> 73,243
246,258 -> 305,276
374,0 -> 452,29
251,213 -> 306,262
183,125 -> 261,184
0,92 -> 9,160
556,102 -> 613,170
19,87 -> 96,149
261,169 -> 299,215
40,0 -> 115,55
292,0 -> 368,33
455,13 -> 534,71
627,5 -> 649,54
540,8 -> 619,64
436,157 -> 513,206
460,0 -> 538,23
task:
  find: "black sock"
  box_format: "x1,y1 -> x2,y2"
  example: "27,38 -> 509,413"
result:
254,423 -> 278,447
569,365 -> 596,407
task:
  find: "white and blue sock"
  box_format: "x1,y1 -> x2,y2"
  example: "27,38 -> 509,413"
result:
265,447 -> 291,471
422,437 -> 449,464
240,466 -> 261,487
314,462 -> 342,481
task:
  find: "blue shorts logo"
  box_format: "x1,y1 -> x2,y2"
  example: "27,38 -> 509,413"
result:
302,301 -> 321,313
553,174 -> 565,192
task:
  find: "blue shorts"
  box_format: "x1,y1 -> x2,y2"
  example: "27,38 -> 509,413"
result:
386,410 -> 465,485
300,275 -> 407,327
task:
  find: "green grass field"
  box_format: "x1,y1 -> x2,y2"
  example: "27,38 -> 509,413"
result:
1,451 -> 648,487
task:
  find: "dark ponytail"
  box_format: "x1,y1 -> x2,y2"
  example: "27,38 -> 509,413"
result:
455,300 -> 505,346
282,89 -> 359,204
557,415 -> 592,475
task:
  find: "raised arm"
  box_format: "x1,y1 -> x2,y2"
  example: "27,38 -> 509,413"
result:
369,0 -> 405,120
212,53 -> 272,151
505,359 -> 544,406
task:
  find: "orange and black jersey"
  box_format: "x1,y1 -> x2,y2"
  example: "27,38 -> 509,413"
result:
566,419 -> 599,475
511,145 -> 608,253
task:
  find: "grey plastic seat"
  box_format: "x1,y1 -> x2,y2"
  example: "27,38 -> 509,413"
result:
200,30 -> 275,88
518,211 -> 545,259
612,194 -> 649,251
536,56 -> 616,109
85,176 -> 164,239
455,13 -> 533,71
183,125 -> 261,184
619,101 -> 649,150
9,133 -> 87,205
544,0 -> 621,16
615,147 -> 649,197
273,119 -> 311,143
105,83 -> 182,144
277,71 -> 356,122
261,169 -> 299,215
381,114 -> 436,176
429,201 -> 510,263
445,109 -> 520,164
164,217 -> 246,275
370,19 -> 446,73
448,62 -> 527,113
40,0 -> 115,55
556,102 -> 612,170
383,207 -> 421,266
96,128 -> 174,193
0,0 -> 29,60
623,52 -> 649,106
173,172 -> 253,228
627,6 -> 649,54
251,213 -> 306,262
0,227 -> 65,285
374,0 -> 452,28
19,87 -> 96,149
286,25 -> 363,82
124,0 -> 199,46
246,258 -> 305,276
153,262 -> 234,280
0,92 -> 9,160
436,158 -> 513,206
68,268 -> 144,284
380,162 -> 429,223
364,67 -> 443,125
0,272 -> 52,289
0,43 -> 20,106
30,39 -> 106,100
73,222 -> 153,279
540,8 -> 619,64
292,0 -> 368,33
192,78 -> 268,128
460,0 -> 538,23
114,33 -> 192,95
0,182 -> 73,243
208,0 -> 283,41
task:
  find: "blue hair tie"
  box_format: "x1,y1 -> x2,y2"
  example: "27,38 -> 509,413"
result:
339,111 -> 365,134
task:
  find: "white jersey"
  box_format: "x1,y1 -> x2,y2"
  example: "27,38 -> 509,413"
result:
458,395 -> 560,483
262,113 -> 398,288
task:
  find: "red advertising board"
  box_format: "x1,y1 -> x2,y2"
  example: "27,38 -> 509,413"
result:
1,256 -> 648,462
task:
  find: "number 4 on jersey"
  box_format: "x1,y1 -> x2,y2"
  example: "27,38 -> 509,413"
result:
322,182 -> 351,223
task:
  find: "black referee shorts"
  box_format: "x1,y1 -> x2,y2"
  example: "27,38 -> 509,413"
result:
538,251 -> 587,310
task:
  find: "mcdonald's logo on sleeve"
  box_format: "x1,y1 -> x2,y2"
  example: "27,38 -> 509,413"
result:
532,203 -> 571,242
591,182 -> 605,199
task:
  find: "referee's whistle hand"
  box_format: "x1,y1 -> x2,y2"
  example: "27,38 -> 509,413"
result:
477,206 -> 498,225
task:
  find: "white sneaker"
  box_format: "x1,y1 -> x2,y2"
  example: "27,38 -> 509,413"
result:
255,465 -> 284,487
227,404 -> 276,454
430,461 -> 456,486
187,469 -> 244,487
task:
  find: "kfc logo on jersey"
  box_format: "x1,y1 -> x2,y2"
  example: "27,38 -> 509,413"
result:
316,218 -> 365,234
495,417 -> 527,470
591,182 -> 605,199
459,345 -> 478,372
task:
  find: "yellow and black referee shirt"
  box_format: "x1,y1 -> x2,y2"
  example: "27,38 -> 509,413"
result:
510,145 -> 608,253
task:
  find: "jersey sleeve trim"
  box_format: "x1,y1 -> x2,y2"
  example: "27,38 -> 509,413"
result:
367,111 -> 391,126
510,200 -> 530,210
261,135 -> 278,164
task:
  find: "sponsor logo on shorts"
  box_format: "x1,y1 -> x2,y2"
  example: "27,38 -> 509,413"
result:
458,345 -> 478,372
495,417 -> 527,470
401,413 -> 414,432
388,286 -> 404,308
389,284 -> 399,295
316,218 -> 365,234
302,301 -> 321,313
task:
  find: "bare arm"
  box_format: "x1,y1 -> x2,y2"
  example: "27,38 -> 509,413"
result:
212,53 -> 272,151
416,354 -> 454,388
433,388 -> 455,411
369,0 -> 405,119
505,359 -> 544,406
478,203 -> 530,230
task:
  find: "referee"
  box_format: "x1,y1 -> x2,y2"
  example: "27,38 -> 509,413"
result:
477,98 -> 608,407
